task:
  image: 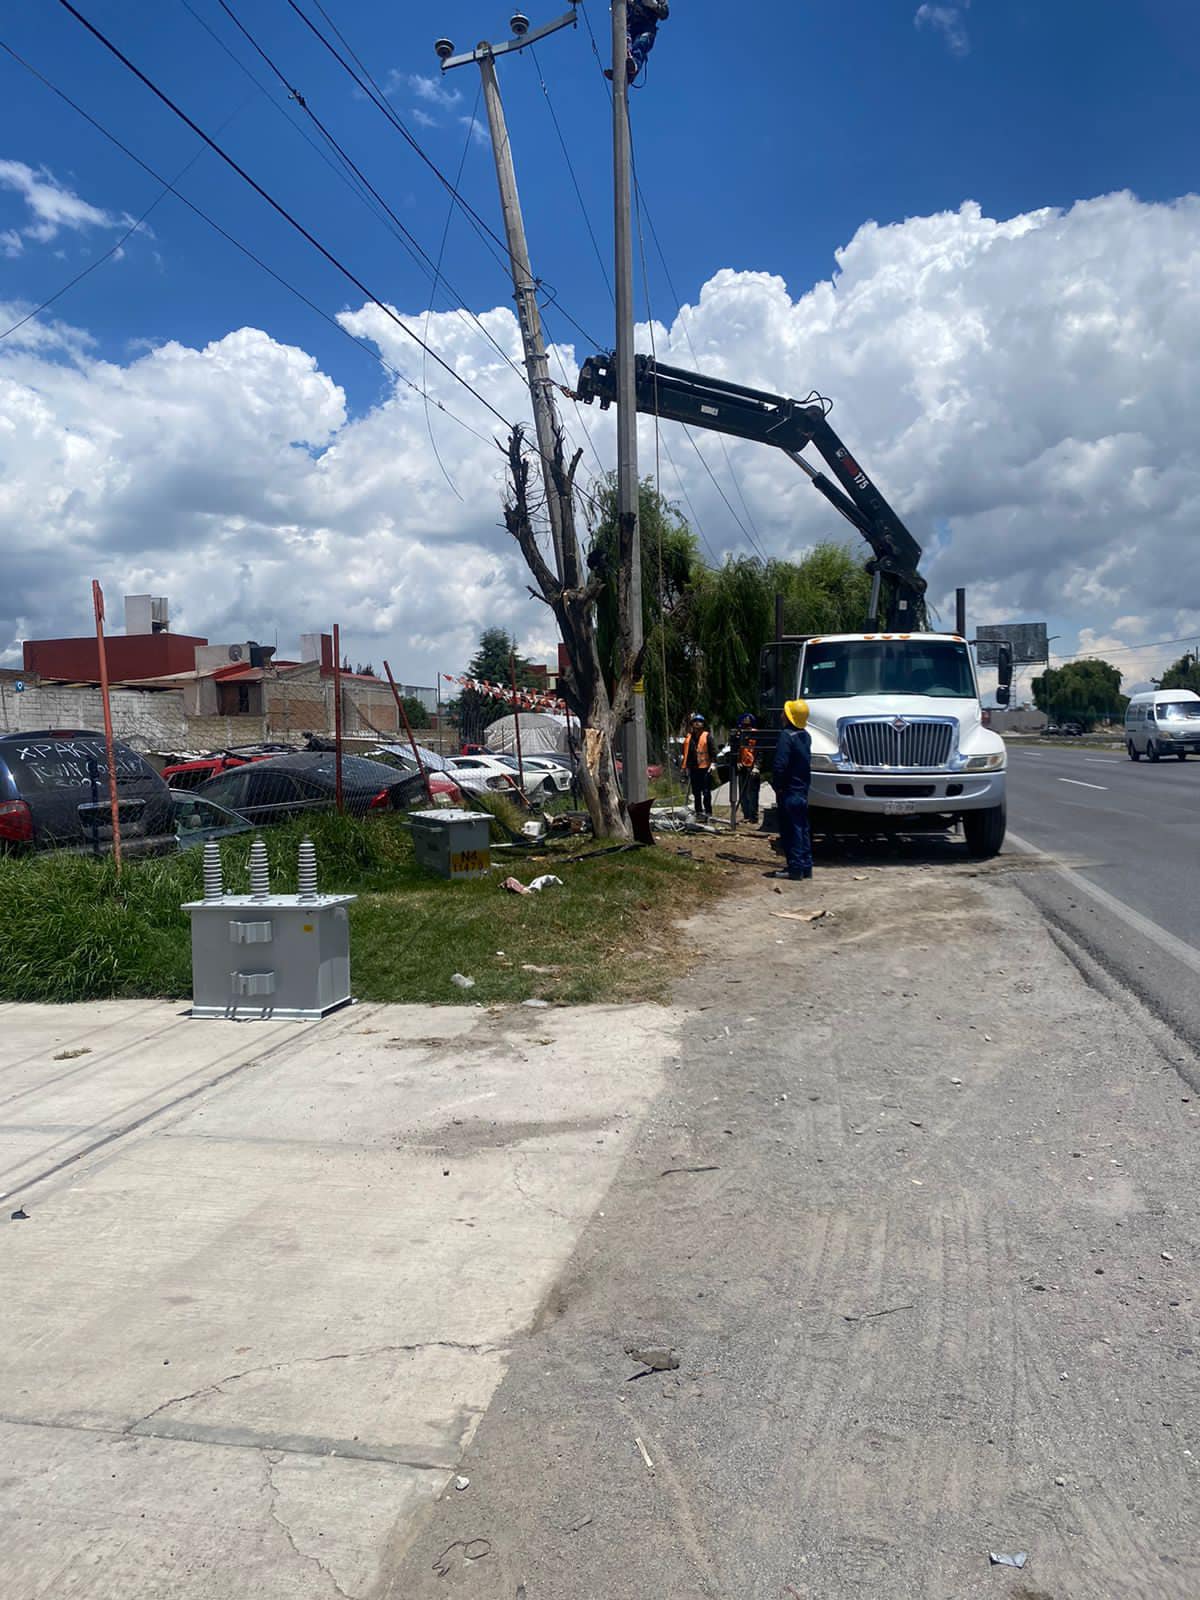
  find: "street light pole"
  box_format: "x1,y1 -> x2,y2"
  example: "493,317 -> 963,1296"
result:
438,10 -> 581,584
611,0 -> 649,808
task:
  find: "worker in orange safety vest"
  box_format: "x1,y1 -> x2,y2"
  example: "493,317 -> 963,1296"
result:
681,712 -> 715,819
734,711 -> 761,823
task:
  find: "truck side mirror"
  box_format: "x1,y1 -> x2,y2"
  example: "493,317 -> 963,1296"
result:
995,642 -> 1013,707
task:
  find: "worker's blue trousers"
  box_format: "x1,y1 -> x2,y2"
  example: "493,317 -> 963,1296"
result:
629,30 -> 656,72
778,787 -> 813,877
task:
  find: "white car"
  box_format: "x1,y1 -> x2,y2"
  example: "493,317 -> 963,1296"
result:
458,754 -> 568,797
511,755 -> 573,793
445,755 -> 525,796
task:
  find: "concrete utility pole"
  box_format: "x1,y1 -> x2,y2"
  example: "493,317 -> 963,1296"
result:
611,0 -> 649,807
437,9 -> 581,584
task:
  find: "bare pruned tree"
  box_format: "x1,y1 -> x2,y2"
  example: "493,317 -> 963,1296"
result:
501,423 -> 641,839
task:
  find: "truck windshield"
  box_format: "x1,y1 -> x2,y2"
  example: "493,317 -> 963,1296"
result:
801,640 -> 975,699
1159,702 -> 1200,720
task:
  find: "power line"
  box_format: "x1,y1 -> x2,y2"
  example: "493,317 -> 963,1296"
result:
51,0 -> 604,516
577,4 -> 759,563
527,40 -> 613,303
421,86 -> 481,502
211,0 -> 529,383
1052,633 -> 1200,662
0,36 -> 495,450
630,140 -> 768,556
0,114 -> 229,341
175,0 -> 402,233
279,0 -> 516,278
279,0 -> 609,364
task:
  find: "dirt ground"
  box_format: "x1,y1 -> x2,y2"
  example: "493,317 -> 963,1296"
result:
379,841 -> 1200,1599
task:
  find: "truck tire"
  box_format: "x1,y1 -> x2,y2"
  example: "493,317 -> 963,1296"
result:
963,804 -> 1006,859
1128,741 -> 1140,761
1147,740 -> 1161,762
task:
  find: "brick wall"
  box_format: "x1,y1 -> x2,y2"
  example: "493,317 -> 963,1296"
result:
0,671 -> 424,755
0,680 -> 189,751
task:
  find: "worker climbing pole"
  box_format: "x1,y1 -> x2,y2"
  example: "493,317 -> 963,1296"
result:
605,0 -> 670,83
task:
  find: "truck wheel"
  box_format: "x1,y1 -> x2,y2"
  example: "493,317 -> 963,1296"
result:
1147,740 -> 1161,762
1127,741 -> 1140,761
963,804 -> 1006,859
1178,750 -> 1187,761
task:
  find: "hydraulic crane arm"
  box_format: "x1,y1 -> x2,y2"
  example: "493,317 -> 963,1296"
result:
575,353 -> 927,627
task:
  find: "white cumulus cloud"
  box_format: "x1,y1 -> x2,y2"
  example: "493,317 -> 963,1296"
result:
0,158 -> 124,255
1,190 -> 1198,689
915,3 -> 971,57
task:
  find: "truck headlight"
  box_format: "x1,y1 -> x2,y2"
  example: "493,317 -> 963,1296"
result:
810,753 -> 839,771
964,752 -> 1006,772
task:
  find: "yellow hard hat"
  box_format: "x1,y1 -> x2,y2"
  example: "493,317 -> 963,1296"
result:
784,698 -> 809,730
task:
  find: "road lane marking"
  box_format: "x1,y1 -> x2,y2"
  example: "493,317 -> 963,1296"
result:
1007,831 -> 1200,977
1057,778 -> 1107,790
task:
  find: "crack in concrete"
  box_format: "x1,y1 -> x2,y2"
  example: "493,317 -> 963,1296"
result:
510,1156 -> 573,1224
262,1449 -> 354,1600
126,1341 -> 505,1434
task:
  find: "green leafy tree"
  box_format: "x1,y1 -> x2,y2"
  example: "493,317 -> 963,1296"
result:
688,544 -> 872,729
1031,659 -> 1127,728
590,475 -> 704,748
452,627 -> 541,734
1156,651 -> 1200,694
399,695 -> 430,730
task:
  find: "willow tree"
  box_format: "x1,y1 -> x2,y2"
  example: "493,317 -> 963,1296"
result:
500,427 -> 636,838
589,474 -> 703,749
688,545 -> 873,727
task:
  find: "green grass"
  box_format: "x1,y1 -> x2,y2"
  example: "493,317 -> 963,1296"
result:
0,812 -> 722,1006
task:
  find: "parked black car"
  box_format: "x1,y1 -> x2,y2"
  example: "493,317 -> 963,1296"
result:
195,751 -> 426,824
0,729 -> 175,855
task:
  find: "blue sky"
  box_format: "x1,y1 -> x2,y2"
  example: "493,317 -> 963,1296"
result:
2,0 -> 1199,685
6,0 -> 1196,409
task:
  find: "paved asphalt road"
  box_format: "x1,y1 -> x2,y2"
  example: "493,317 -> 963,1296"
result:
1005,741 -> 1200,1057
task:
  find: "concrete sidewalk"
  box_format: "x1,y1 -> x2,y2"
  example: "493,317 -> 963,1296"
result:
0,997 -> 680,1598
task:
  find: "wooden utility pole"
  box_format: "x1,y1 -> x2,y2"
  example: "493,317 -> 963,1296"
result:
611,0 -> 649,810
383,661 -> 434,805
331,623 -> 344,814
91,581 -> 122,870
438,10 -> 581,583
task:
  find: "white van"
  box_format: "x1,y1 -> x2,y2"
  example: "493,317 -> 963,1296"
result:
1125,689 -> 1200,761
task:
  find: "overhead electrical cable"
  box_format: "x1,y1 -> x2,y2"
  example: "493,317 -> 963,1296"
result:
0,36 -> 494,451
629,132 -> 767,560
49,1 -> 604,516
282,0 -> 608,351
576,6 -> 756,563
527,40 -> 613,302
211,0 -> 530,383
420,87 -> 481,502
0,109 -> 239,342
175,0 -> 404,234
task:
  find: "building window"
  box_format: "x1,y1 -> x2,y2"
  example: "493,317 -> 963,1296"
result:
218,682 -> 260,716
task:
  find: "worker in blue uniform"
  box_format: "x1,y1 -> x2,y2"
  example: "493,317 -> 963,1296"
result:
770,699 -> 813,881
605,0 -> 669,82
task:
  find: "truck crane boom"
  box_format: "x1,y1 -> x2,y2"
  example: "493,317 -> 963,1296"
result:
575,353 -> 927,629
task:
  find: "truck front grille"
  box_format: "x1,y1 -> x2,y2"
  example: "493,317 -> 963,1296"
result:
842,719 -> 955,769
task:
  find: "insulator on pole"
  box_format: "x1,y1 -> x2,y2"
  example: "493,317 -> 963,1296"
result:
298,836 -> 319,900
249,837 -> 271,900
202,840 -> 224,902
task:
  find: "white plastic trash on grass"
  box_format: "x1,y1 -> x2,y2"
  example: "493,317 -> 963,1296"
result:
500,874 -> 564,895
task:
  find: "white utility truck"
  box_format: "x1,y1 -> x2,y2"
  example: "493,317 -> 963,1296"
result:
577,354 -> 1012,857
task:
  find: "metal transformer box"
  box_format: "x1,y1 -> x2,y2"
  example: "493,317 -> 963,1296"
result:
409,809 -> 492,880
182,893 -> 356,1020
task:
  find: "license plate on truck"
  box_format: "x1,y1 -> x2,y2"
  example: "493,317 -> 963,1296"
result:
882,801 -> 918,816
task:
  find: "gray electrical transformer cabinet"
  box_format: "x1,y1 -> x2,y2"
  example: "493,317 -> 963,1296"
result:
409,808 -> 492,880
182,893 -> 356,1020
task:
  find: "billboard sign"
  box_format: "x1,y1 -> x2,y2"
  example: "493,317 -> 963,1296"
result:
975,622 -> 1049,665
